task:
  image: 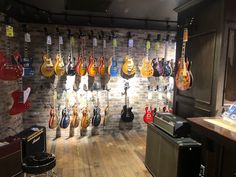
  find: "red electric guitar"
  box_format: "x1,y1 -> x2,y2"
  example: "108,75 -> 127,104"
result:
9,80 -> 31,115
143,105 -> 154,123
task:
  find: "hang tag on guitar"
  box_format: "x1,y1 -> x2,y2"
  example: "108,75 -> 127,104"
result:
59,36 -> 63,45
112,39 -> 117,47
47,35 -> 52,45
25,33 -> 31,43
6,25 -> 14,37
103,39 -> 106,49
70,36 -> 75,46
154,42 -> 159,50
93,37 -> 97,47
128,39 -> 134,48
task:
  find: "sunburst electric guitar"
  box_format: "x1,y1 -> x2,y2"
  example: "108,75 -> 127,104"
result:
75,37 -> 87,76
175,28 -> 191,91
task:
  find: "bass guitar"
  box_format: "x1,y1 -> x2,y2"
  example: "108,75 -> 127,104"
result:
140,34 -> 154,77
54,29 -> 65,76
20,25 -> 34,77
59,97 -> 70,129
49,90 -> 58,129
108,35 -> 119,77
175,28 -> 191,91
121,82 -> 134,122
143,105 -> 154,123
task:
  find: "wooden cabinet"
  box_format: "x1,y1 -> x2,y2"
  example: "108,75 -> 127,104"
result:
173,0 -> 236,118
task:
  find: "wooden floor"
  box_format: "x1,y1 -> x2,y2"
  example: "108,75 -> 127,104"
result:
45,130 -> 152,177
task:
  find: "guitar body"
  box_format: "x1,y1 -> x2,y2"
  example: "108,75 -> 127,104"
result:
92,106 -> 101,127
71,105 -> 79,128
75,56 -> 87,76
143,106 -> 154,123
121,105 -> 134,122
20,57 -> 34,77
40,54 -> 54,77
152,58 -> 160,77
60,107 -> 70,129
140,57 -> 154,77
49,108 -> 58,129
163,59 -> 172,77
87,56 -> 96,77
108,57 -> 119,77
175,58 -> 191,91
9,89 -> 31,115
54,54 -> 65,76
66,55 -> 76,76
98,56 -> 106,76
81,108 -> 90,129
121,55 -> 136,77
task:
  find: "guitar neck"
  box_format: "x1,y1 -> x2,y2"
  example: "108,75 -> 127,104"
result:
181,41 -> 186,59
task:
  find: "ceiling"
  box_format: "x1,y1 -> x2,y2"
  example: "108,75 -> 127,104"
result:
0,0 -> 189,30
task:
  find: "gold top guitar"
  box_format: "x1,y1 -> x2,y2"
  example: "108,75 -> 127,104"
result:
54,30 -> 65,76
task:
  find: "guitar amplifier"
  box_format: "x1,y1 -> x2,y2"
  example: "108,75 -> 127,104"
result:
16,125 -> 46,159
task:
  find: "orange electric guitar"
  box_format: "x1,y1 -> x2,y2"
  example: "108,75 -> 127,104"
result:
81,85 -> 90,129
87,33 -> 97,77
54,28 -> 65,76
175,28 -> 191,91
40,28 -> 54,77
49,89 -> 58,129
140,34 -> 154,77
75,35 -> 87,76
121,32 -> 136,79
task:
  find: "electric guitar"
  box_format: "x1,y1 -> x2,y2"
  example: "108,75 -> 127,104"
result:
20,25 -> 34,77
121,82 -> 134,122
75,36 -> 87,76
152,34 -> 161,77
66,30 -> 76,76
175,28 -> 191,91
143,105 -> 154,123
49,90 -> 58,129
70,103 -> 79,128
98,32 -> 106,77
87,33 -> 97,77
59,97 -> 70,129
9,82 -> 31,115
54,28 -> 65,76
92,89 -> 101,127
40,28 -> 54,77
108,34 -> 119,77
81,85 -> 90,129
102,86 -> 110,126
163,34 -> 172,77
121,32 -> 136,79
187,58 -> 194,89
140,34 -> 154,77
0,25 -> 23,80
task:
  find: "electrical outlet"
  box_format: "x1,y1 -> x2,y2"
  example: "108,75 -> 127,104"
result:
199,164 -> 205,177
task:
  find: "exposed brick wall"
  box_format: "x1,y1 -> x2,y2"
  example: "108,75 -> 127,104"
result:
0,14 -> 24,139
0,13 -> 176,138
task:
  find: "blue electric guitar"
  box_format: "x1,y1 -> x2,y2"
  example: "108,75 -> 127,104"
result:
108,33 -> 119,77
20,25 -> 34,77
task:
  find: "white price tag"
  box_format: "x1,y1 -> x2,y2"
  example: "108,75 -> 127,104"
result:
47,35 -> 52,45
59,36 -> 63,45
103,39 -> 106,48
93,37 -> 97,47
25,33 -> 31,43
128,39 -> 134,47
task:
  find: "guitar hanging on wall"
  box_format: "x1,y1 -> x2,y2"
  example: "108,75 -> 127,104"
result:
175,28 -> 191,91
162,33 -> 172,77
49,89 -> 58,129
140,34 -> 154,77
92,85 -> 101,127
81,84 -> 90,129
121,32 -> 136,79
0,22 -> 23,80
87,31 -> 97,77
40,28 -> 54,77
59,95 -> 70,129
98,31 -> 106,77
121,82 -> 134,122
152,34 -> 162,77
66,29 -> 76,76
108,31 -> 119,77
20,24 -> 35,77
54,28 -> 65,76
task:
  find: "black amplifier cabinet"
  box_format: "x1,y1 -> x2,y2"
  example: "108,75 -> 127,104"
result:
145,124 -> 201,177
16,125 -> 46,159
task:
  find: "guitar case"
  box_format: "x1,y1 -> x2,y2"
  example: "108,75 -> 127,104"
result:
92,106 -> 101,127
59,108 -> 70,129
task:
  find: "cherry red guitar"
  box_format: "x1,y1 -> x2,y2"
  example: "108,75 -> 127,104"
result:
9,87 -> 31,115
143,106 -> 154,123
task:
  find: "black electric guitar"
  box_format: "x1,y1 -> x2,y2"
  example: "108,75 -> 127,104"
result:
66,29 -> 76,76
121,82 -> 134,122
92,84 -> 101,127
